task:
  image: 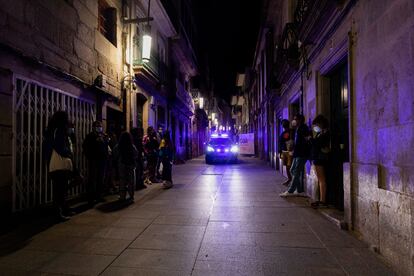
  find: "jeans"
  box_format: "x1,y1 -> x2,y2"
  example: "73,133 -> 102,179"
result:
161,158 -> 172,182
146,155 -> 157,182
119,164 -> 135,200
50,170 -> 70,212
288,157 -> 307,193
88,160 -> 107,201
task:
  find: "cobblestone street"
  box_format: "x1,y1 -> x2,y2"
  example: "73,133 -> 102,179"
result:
0,157 -> 395,275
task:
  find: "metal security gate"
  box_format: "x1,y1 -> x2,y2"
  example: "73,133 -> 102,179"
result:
12,77 -> 95,212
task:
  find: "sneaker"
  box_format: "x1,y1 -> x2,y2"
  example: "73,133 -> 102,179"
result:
162,181 -> 173,189
279,191 -> 294,197
311,201 -> 320,208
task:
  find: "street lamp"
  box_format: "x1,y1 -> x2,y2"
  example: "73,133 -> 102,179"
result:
142,25 -> 152,63
122,0 -> 153,62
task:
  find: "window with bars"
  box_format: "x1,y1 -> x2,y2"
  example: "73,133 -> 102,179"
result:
98,0 -> 117,46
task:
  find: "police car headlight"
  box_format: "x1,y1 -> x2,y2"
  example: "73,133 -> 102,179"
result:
207,146 -> 214,152
230,145 -> 239,153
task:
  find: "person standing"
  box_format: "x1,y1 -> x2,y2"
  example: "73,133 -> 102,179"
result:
280,114 -> 310,197
143,126 -> 160,184
159,131 -> 174,189
310,115 -> 330,208
113,132 -> 138,201
45,111 -> 73,221
279,119 -> 293,185
155,125 -> 164,179
83,121 -> 110,205
106,128 -> 118,194
131,128 -> 146,190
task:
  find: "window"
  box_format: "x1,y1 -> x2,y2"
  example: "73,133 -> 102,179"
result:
98,0 -> 117,46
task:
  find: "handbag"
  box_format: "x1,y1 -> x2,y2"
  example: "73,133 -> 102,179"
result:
49,149 -> 73,172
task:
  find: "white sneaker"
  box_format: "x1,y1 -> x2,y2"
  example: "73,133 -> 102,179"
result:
294,191 -> 307,197
162,181 -> 173,189
279,191 -> 294,197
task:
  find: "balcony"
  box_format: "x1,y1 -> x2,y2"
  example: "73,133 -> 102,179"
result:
133,53 -> 168,87
175,78 -> 195,113
271,0 -> 342,91
133,53 -> 159,79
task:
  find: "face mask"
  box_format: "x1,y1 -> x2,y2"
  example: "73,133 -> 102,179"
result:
95,127 -> 103,133
313,126 -> 322,133
291,120 -> 297,127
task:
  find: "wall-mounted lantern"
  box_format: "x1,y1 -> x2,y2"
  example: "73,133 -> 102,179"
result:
142,26 -> 152,63
199,97 -> 204,109
123,0 -> 153,62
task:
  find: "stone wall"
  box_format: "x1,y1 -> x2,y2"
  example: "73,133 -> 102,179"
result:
270,0 -> 414,274
351,0 -> 414,274
0,0 -> 123,97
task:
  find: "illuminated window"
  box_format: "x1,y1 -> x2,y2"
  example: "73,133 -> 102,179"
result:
98,0 -> 117,46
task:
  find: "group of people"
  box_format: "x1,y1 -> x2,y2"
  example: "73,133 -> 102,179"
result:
278,113 -> 330,208
44,111 -> 174,221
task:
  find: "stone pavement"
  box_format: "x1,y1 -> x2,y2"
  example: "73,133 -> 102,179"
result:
0,157 -> 396,275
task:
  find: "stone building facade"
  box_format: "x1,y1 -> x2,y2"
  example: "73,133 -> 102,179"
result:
0,0 -> 205,215
249,0 -> 414,275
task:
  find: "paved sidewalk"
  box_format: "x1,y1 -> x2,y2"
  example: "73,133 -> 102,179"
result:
0,157 -> 395,275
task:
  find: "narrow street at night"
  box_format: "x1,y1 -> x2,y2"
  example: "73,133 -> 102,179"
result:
0,157 -> 394,275
1,0 -> 414,274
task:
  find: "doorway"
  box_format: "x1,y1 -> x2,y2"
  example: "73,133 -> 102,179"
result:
326,62 -> 349,210
107,107 -> 124,139
136,93 -> 147,129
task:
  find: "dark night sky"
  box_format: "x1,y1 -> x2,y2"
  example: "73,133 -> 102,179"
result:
195,0 -> 262,102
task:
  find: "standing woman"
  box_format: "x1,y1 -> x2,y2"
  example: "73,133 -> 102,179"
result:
113,132 -> 138,201
159,131 -> 174,189
131,128 -> 146,190
45,111 -> 73,221
143,127 -> 160,184
279,119 -> 293,185
310,115 -> 330,208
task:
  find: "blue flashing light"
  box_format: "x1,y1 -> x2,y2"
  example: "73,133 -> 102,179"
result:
210,133 -> 229,138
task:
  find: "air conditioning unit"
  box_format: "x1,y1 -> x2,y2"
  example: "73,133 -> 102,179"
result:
94,74 -> 108,89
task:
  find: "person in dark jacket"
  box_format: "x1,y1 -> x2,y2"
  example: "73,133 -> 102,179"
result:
310,115 -> 330,208
113,132 -> 138,201
83,121 -> 110,205
155,125 -> 164,179
45,111 -> 73,221
279,119 -> 293,185
143,126 -> 160,184
280,114 -> 310,197
159,131 -> 174,189
131,127 -> 146,190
